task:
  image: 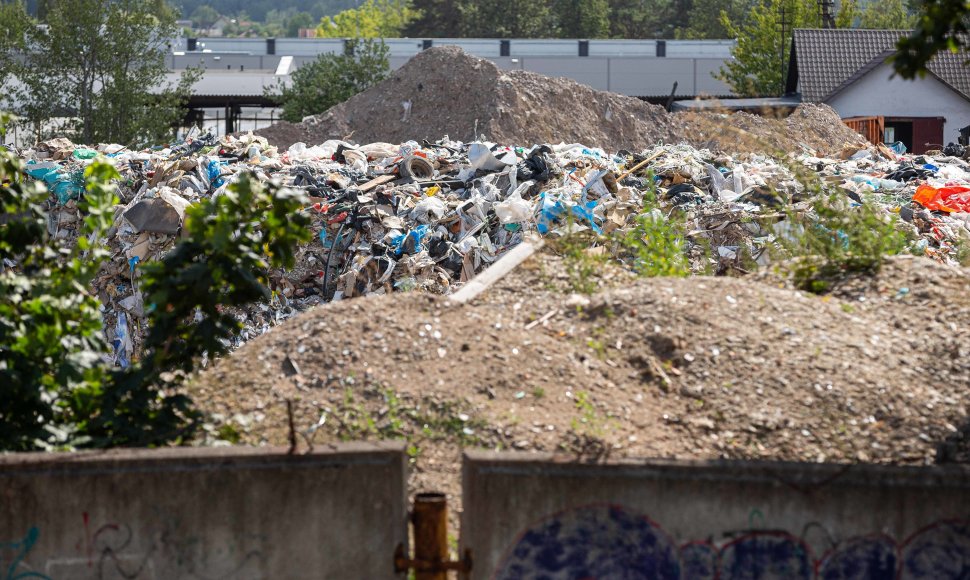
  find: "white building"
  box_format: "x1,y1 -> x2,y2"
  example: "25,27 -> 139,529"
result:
786,28 -> 970,153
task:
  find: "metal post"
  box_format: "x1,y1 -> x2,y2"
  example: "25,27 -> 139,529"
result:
394,493 -> 470,577
778,5 -> 789,95
413,493 -> 448,580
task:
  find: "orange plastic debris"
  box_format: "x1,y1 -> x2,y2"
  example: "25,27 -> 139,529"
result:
913,183 -> 970,212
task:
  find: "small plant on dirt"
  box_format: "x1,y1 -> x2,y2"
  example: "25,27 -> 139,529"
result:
532,387 -> 545,399
782,191 -> 911,293
620,187 -> 691,278
334,388 -> 378,440
586,338 -> 607,359
559,234 -> 607,295
570,390 -> 605,436
406,443 -> 421,464
381,388 -> 406,438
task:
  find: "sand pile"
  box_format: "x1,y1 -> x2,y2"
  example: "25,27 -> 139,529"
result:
256,46 -> 864,155
260,46 -> 678,150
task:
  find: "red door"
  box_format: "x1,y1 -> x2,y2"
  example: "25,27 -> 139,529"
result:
912,117 -> 945,154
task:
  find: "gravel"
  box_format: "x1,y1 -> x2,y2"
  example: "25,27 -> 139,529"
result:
191,253 -> 970,510
255,46 -> 864,156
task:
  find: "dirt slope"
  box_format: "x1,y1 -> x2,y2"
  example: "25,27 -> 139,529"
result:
191,254 -> 970,506
255,46 -> 863,154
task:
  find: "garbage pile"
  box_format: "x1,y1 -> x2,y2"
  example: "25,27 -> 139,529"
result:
801,142 -> 970,265
15,129 -> 970,365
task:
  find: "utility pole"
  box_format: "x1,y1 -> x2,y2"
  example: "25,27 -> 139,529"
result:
778,4 -> 789,95
818,0 -> 835,28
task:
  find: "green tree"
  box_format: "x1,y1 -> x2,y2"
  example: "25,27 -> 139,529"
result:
681,0 -> 753,38
191,4 -> 220,32
403,0 -> 464,36
316,0 -> 416,37
893,0 -> 968,79
717,0 -> 820,96
555,0 -> 610,38
0,2 -> 30,91
85,173 -> 311,446
458,0 -> 555,37
835,0 -> 861,28
859,0 -> 917,28
272,38 -> 389,121
0,114 -> 117,450
14,0 -> 199,147
607,0 -> 689,39
287,10 -> 317,35
1,111 -> 313,450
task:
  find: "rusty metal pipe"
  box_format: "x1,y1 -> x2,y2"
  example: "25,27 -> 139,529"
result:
414,492 -> 448,580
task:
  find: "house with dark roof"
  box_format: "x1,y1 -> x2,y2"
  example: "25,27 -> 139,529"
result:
786,28 -> 970,154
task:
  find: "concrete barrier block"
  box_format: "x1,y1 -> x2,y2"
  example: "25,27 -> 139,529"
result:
0,443 -> 407,579
461,451 -> 970,579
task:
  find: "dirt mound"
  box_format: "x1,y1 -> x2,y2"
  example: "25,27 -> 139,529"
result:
192,253 -> 970,504
255,46 -> 863,155
675,103 -> 866,154
250,120 -> 319,147
258,46 -> 678,151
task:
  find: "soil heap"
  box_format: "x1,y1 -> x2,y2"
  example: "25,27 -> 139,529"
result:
192,253 -> 970,503
256,46 -> 864,155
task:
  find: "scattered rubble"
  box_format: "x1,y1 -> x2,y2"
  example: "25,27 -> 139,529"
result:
15,122 -> 970,368
191,252 -> 970,507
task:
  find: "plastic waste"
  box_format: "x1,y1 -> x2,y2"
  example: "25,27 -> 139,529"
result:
493,190 -> 533,224
913,183 -> 970,212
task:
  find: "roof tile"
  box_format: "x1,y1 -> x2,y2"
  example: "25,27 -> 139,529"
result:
792,28 -> 970,102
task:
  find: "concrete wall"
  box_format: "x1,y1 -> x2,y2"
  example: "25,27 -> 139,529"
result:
0,444 -> 407,580
461,451 -> 970,579
826,61 -> 970,146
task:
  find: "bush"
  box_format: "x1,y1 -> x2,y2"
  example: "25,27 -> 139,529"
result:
0,115 -> 117,450
620,187 -> 690,278
782,191 -> 912,294
272,38 -> 389,122
0,113 -> 312,450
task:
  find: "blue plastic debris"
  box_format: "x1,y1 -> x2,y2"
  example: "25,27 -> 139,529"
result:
206,159 -> 227,188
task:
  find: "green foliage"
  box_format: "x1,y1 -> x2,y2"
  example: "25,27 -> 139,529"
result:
272,38 -> 389,122
893,0 -> 969,80
191,4 -> 220,29
80,173 -> 312,447
836,0 -> 918,28
608,0 -> 691,38
835,0 -> 862,28
458,0 -> 555,37
783,193 -> 912,293
0,2 -> 31,86
681,0 -> 753,39
717,0 -> 820,96
858,0 -> 917,28
554,0 -> 610,38
316,0 -> 416,37
10,0 -> 198,148
559,230 -> 607,295
403,0 -> 462,36
620,188 -> 690,278
570,390 -> 605,436
177,0 -> 358,22
1,114 -> 314,449
0,114 -> 118,450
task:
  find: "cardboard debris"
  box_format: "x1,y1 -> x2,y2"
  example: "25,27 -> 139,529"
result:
14,126 -> 970,365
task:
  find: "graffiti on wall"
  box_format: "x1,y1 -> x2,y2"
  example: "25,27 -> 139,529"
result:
496,504 -> 970,579
2,512 -> 265,580
1,527 -> 51,580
